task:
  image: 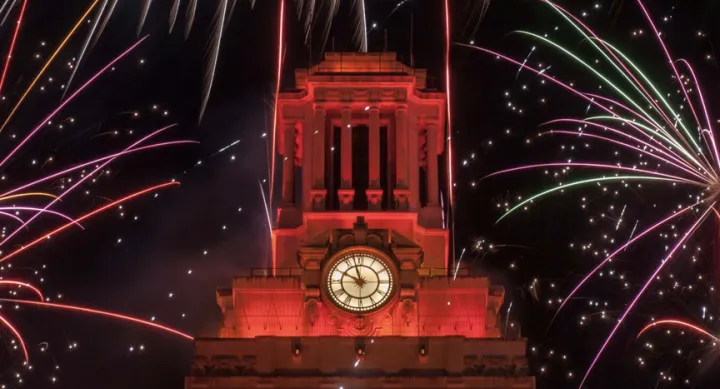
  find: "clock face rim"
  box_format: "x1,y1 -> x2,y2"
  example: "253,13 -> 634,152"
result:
323,248 -> 396,314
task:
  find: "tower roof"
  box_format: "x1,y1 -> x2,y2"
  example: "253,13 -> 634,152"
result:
294,52 -> 427,90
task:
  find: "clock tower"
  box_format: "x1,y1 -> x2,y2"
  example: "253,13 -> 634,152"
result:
185,53 -> 535,389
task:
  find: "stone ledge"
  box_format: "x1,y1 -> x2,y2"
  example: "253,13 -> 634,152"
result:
189,337 -> 530,378
185,375 -> 536,389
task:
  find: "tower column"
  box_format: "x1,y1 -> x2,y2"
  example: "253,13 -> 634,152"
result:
281,120 -> 296,206
301,113 -> 314,211
366,106 -> 382,210
393,106 -> 410,210
338,107 -> 355,210
408,113 -> 420,211
386,117 -> 396,209
426,123 -> 439,206
311,105 -> 327,210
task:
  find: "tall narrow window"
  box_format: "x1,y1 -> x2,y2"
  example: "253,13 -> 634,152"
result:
379,126 -> 389,210
329,125 -> 340,210
352,125 -> 369,210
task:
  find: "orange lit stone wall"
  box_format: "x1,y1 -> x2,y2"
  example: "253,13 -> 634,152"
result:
217,275 -> 503,339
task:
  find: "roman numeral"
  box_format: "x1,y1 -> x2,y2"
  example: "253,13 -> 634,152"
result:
377,268 -> 387,274
331,279 -> 341,284
344,295 -> 351,304
377,289 -> 386,296
357,256 -> 364,265
379,280 -> 389,284
334,289 -> 344,296
358,298 -> 363,308
369,296 -> 375,305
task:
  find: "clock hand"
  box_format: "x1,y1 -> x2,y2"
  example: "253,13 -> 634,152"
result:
352,255 -> 362,280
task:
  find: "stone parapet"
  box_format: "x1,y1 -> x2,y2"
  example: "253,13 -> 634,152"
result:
187,336 -> 533,389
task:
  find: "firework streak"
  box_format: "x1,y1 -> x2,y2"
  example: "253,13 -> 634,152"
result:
1,298 -> 193,341
637,319 -> 720,344
0,0 -> 26,95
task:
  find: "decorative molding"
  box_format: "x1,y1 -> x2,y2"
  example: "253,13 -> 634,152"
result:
337,188 -> 355,211
365,188 -> 383,210
393,188 -> 410,210
310,189 -> 327,211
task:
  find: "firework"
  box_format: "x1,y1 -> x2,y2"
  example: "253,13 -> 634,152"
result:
0,2 -> 200,376
91,0 -> 117,50
185,0 -> 197,39
637,319 -> 720,344
62,0 -> 109,99
169,0 -> 180,34
352,0 -> 368,52
198,0 -> 229,123
137,0 -> 152,36
468,0 -> 720,386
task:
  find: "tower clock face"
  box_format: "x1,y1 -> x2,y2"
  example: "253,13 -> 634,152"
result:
326,252 -> 394,313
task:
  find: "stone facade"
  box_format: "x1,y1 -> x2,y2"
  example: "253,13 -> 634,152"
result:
186,337 -> 533,389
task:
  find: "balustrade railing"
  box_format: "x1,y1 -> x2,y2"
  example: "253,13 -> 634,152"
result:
243,267 -> 484,278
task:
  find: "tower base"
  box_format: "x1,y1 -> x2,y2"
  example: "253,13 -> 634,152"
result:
186,337 -> 535,389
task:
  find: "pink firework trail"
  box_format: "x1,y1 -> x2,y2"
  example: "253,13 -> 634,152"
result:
637,319 -> 720,344
0,280 -> 43,301
1,298 -> 193,341
0,211 -> 24,224
0,0 -> 25,95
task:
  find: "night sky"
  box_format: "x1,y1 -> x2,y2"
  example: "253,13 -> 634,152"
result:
0,0 -> 719,388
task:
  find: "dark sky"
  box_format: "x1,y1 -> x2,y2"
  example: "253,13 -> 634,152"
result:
0,0 -> 719,388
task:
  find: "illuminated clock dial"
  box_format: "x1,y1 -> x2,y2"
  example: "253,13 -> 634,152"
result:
326,251 -> 394,313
